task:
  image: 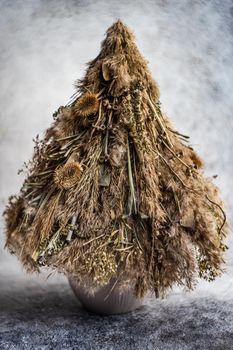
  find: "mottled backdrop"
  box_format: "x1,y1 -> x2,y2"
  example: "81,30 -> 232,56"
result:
0,1 -> 233,349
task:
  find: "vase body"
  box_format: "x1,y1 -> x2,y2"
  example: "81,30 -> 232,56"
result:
68,276 -> 143,315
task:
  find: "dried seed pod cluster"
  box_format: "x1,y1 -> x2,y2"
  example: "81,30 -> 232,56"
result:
4,20 -> 228,298
84,250 -> 118,285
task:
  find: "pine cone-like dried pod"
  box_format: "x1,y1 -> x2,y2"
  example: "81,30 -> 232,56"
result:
74,92 -> 99,117
54,162 -> 82,189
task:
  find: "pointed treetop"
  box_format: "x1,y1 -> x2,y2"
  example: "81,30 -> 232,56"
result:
101,19 -> 136,54
77,20 -> 160,100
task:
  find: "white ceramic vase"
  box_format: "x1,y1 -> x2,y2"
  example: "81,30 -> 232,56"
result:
68,276 -> 143,315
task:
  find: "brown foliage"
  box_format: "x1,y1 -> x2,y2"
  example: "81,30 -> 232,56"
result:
4,20 -> 228,298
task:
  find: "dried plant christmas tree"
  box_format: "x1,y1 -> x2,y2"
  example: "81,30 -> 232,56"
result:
4,21 -> 228,298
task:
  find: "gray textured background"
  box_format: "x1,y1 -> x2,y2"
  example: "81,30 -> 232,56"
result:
0,1 -> 233,349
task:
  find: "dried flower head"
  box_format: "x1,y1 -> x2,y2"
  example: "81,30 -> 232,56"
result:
74,92 -> 99,117
54,162 -> 82,190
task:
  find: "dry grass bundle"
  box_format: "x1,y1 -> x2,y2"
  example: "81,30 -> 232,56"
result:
4,20 -> 229,298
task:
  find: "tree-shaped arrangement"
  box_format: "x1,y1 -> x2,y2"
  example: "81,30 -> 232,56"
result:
4,21 -> 228,298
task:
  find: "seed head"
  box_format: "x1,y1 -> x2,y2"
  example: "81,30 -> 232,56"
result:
54,162 -> 82,190
74,92 -> 99,117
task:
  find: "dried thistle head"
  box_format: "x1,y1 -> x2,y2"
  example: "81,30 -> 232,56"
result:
74,92 -> 99,117
54,162 -> 82,190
